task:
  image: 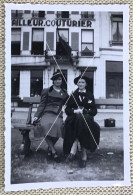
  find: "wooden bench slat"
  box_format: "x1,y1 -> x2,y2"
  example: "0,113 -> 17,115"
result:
13,124 -> 33,130
95,98 -> 123,106
23,97 -> 41,103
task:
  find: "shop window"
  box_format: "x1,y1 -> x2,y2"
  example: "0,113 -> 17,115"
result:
57,11 -> 69,18
11,10 -> 23,18
81,30 -> 94,56
56,29 -> 69,57
11,28 -> 21,55
11,70 -> 20,97
81,12 -> 94,20
110,15 -> 123,46
30,70 -> 43,96
31,28 -> 44,55
106,61 -> 123,99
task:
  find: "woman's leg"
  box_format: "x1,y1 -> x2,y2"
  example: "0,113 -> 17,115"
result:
79,146 -> 87,168
81,146 -> 87,161
70,139 -> 78,155
45,136 -> 56,154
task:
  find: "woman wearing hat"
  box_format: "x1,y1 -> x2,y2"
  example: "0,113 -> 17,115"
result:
33,70 -> 68,162
63,75 -> 100,168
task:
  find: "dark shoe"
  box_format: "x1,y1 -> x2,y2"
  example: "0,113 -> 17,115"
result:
79,160 -> 87,168
52,152 -> 61,163
47,148 -> 52,160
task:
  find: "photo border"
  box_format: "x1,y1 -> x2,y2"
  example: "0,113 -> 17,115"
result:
4,3 -> 130,192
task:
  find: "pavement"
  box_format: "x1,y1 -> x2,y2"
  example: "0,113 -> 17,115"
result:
11,127 -> 123,184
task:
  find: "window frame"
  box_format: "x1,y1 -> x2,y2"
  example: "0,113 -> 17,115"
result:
81,29 -> 94,56
31,28 -> 44,55
11,28 -> 21,55
110,14 -> 123,46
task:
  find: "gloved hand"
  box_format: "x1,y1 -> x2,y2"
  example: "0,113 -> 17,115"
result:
32,117 -> 40,126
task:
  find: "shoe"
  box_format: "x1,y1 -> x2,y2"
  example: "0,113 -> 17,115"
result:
79,160 -> 87,168
46,147 -> 52,160
52,152 -> 61,163
66,153 -> 75,163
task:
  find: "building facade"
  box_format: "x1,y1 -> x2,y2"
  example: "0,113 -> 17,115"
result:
11,10 -> 123,107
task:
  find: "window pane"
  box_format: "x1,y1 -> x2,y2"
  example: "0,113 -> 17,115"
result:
11,42 -> 21,55
12,29 -> 21,41
32,29 -> 44,42
82,31 -> 93,43
112,15 -> 123,22
38,11 -> 45,17
118,22 -> 123,41
61,11 -> 69,18
32,42 -> 44,55
57,30 -> 68,42
82,43 -> 93,51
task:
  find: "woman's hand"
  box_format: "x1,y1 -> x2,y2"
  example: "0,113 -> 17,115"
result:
32,117 -> 39,125
74,108 -> 83,114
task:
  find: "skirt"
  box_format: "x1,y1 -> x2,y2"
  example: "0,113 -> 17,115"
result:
40,112 -> 64,138
63,113 -> 100,154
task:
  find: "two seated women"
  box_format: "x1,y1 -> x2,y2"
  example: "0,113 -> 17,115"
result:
33,70 -> 100,168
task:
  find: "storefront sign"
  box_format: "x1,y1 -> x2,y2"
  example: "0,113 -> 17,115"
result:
12,19 -> 92,27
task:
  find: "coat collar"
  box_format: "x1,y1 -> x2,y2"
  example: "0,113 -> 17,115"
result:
48,87 -> 67,99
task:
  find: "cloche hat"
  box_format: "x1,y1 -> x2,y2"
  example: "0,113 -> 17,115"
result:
50,70 -> 62,80
74,75 -> 89,85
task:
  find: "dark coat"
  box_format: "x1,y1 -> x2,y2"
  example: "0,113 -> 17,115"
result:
34,86 -> 68,119
63,89 -> 100,154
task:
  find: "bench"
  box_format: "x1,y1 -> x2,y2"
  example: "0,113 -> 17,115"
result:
13,96 -> 123,156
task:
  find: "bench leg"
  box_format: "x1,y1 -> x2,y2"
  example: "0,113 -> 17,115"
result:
19,129 -> 31,156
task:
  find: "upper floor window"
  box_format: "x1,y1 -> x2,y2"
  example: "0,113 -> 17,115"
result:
57,11 -> 69,19
11,10 -> 23,19
31,28 -> 44,55
56,29 -> 69,56
32,11 -> 45,18
81,30 -> 94,56
110,15 -> 123,46
11,28 -> 21,55
81,12 -> 94,20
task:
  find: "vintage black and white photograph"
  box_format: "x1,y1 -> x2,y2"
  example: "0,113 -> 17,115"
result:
5,4 -> 130,191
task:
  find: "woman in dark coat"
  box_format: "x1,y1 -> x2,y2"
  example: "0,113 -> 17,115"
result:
33,71 -> 68,162
63,75 -> 100,168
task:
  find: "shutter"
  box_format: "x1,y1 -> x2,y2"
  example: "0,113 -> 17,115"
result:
71,32 -> 79,50
46,32 -> 54,50
23,32 -> 29,50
